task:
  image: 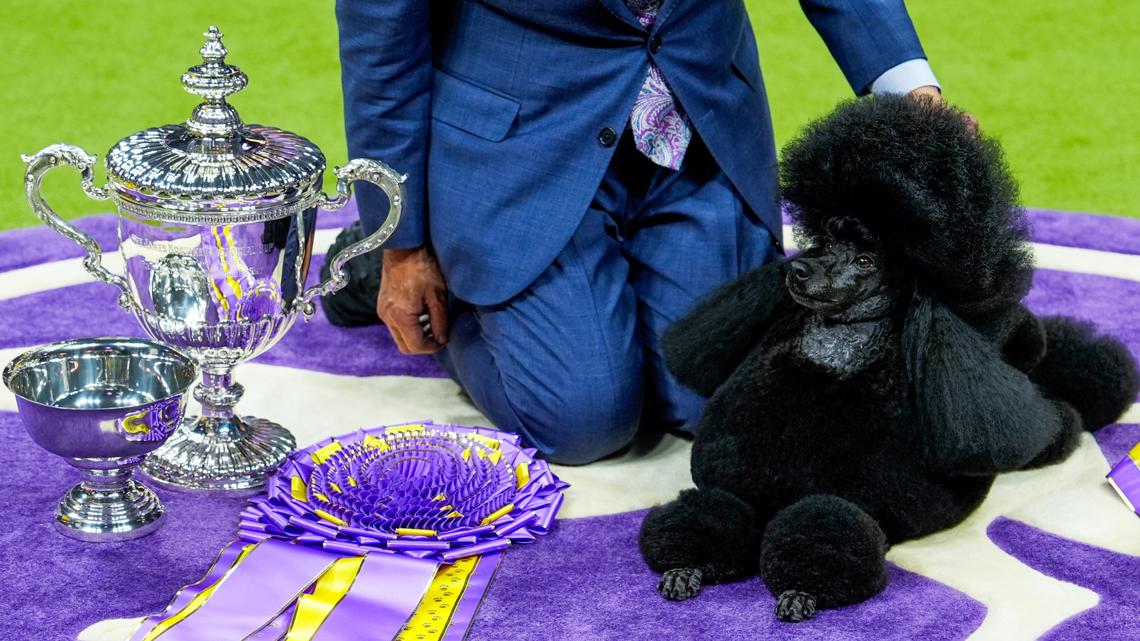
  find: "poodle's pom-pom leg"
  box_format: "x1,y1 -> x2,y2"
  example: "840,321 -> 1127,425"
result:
1023,400 -> 1083,469
639,487 -> 759,601
1031,316 -> 1139,430
761,495 -> 888,622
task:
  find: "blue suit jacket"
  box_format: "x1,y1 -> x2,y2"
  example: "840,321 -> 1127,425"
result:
337,0 -> 926,305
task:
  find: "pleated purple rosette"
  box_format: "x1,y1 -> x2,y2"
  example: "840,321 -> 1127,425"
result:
130,422 -> 567,641
239,421 -> 568,561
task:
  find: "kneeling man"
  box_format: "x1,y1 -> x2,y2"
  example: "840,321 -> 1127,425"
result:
333,0 -> 949,464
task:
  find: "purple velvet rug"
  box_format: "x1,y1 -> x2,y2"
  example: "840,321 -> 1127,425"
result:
1,206 -> 1138,641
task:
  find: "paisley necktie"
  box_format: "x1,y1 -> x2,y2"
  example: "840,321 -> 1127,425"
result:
626,0 -> 692,170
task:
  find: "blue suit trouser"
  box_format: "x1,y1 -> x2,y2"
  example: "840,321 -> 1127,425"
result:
435,130 -> 777,464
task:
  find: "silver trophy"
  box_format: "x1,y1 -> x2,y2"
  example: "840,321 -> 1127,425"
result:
23,27 -> 404,493
3,338 -> 197,540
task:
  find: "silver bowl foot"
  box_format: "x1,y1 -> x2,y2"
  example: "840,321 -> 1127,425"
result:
140,415 -> 296,494
55,479 -> 165,542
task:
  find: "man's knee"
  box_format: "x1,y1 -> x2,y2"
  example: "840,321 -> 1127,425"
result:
508,378 -> 643,466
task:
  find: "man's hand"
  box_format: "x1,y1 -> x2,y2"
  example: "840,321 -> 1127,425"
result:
906,85 -> 979,134
377,247 -> 449,354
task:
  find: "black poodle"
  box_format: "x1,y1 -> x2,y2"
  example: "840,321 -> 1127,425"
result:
637,95 -> 1139,622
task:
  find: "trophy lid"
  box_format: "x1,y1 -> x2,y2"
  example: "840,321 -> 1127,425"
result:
104,27 -> 325,224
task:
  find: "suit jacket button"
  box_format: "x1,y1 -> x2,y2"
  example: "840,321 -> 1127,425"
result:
598,127 -> 618,147
649,35 -> 663,53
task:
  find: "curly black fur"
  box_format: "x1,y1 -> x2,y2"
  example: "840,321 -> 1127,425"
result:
1031,316 -> 1140,429
638,95 -> 1139,621
319,220 -> 384,327
782,96 -> 1033,318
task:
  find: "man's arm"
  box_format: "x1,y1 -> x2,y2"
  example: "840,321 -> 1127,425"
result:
336,0 -> 431,247
337,1 -> 449,353
800,0 -> 932,96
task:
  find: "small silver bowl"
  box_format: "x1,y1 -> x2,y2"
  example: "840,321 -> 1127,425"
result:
3,338 -> 196,541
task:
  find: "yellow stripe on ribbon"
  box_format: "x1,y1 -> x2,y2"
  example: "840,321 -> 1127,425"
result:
487,449 -> 502,465
480,504 -> 514,526
291,476 -> 308,502
514,463 -> 529,489
142,543 -> 258,641
396,556 -> 479,641
283,555 -> 367,641
310,442 -> 344,465
395,528 -> 437,538
315,510 -> 347,526
386,424 -> 426,436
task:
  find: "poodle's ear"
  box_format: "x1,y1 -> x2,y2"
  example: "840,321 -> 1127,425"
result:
902,292 -> 1061,474
663,260 -> 793,398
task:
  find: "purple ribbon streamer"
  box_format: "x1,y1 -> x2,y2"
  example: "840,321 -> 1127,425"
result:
129,541 -> 247,641
1108,448 -> 1140,514
155,540 -> 338,641
440,552 -> 503,641
312,553 -> 440,641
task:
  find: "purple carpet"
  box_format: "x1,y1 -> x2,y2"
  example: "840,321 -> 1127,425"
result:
1,206 -> 1138,641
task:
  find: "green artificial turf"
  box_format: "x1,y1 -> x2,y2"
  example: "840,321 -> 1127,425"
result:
2,1 -> 1136,233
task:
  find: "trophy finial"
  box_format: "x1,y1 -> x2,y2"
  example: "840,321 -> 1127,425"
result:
199,26 -> 227,62
181,25 -> 248,139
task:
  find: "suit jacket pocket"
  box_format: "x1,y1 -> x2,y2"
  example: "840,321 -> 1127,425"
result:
431,69 -> 521,142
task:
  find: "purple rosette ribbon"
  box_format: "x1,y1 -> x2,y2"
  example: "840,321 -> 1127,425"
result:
133,422 -> 567,641
239,421 -> 567,560
1107,442 -> 1140,516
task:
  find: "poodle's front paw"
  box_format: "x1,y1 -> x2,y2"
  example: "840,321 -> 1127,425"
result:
658,567 -> 702,601
776,590 -> 817,622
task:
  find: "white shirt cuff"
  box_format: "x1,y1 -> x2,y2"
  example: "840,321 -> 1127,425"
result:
870,58 -> 940,95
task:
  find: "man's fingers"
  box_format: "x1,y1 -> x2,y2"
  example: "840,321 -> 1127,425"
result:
391,314 -> 438,354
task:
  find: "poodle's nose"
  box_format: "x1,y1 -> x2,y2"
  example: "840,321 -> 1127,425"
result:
789,259 -> 812,281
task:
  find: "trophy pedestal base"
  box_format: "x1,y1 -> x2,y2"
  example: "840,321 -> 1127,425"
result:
55,479 -> 165,542
140,415 -> 296,494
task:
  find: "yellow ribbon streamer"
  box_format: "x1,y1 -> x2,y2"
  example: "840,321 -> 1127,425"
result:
396,556 -> 480,641
282,555 -> 367,641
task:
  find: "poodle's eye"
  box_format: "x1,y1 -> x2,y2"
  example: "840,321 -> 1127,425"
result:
855,255 -> 877,270
824,242 -> 836,252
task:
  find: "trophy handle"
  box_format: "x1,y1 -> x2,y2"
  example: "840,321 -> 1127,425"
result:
301,158 -> 406,318
22,144 -> 132,309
